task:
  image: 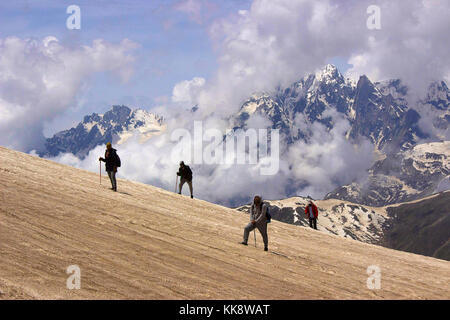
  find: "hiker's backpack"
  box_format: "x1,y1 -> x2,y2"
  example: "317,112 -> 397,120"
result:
185,166 -> 192,181
266,205 -> 271,223
115,152 -> 121,167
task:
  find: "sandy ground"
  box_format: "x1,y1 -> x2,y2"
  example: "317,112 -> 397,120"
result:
0,146 -> 449,300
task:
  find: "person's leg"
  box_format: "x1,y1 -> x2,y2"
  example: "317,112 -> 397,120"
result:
179,178 -> 185,194
309,218 -> 313,228
112,171 -> 117,191
107,171 -> 114,189
242,222 -> 256,244
188,180 -> 193,198
257,224 -> 268,250
313,218 -> 317,230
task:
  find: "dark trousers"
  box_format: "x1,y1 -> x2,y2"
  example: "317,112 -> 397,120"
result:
179,178 -> 193,196
309,218 -> 317,230
243,222 -> 268,248
107,171 -> 117,190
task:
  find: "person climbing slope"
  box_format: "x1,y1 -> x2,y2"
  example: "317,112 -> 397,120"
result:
177,161 -> 193,199
99,142 -> 121,192
240,195 -> 269,251
305,200 -> 319,230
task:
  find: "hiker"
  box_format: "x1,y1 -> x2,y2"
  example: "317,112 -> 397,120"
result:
177,161 -> 193,199
99,142 -> 120,192
240,195 -> 269,251
305,200 -> 318,230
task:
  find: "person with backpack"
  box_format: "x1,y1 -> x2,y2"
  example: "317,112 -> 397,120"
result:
177,161 -> 193,199
99,142 -> 120,192
240,195 -> 270,251
305,200 -> 318,230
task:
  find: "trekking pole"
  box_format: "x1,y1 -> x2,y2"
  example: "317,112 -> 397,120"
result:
175,175 -> 178,193
99,160 -> 101,185
253,229 -> 257,248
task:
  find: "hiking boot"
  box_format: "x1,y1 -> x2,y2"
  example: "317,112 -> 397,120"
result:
240,241 -> 248,246
191,195 -> 193,199
264,246 -> 268,252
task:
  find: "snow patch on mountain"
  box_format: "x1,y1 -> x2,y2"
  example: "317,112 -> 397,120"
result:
41,105 -> 165,158
117,109 -> 166,144
326,141 -> 449,206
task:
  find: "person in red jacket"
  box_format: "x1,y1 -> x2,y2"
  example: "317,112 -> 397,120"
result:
305,200 -> 318,230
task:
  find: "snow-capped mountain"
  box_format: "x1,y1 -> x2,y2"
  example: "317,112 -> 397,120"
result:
325,141 -> 450,206
232,64 -> 448,204
40,105 -> 165,158
236,190 -> 450,260
234,64 -> 357,144
233,64 -> 447,154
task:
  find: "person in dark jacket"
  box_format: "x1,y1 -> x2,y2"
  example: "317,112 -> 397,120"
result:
99,142 -> 119,192
305,200 -> 319,230
177,161 -> 193,198
240,195 -> 269,251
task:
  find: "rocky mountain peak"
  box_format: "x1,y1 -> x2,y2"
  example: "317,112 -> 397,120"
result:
315,64 -> 342,82
41,105 -> 164,158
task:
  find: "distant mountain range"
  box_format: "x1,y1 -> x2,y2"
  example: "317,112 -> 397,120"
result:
232,64 -> 448,153
236,190 -> 450,261
39,105 -> 165,158
39,64 -> 449,206
232,64 -> 449,206
325,141 -> 449,206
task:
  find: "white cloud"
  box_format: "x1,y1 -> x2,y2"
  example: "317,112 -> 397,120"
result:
191,0 -> 449,118
246,112 -> 273,129
344,1 -> 450,98
0,36 -> 138,152
287,111 -> 374,197
172,77 -> 206,106
174,0 -> 206,24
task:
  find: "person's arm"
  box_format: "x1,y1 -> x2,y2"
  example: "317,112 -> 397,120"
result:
100,150 -> 108,162
113,151 -> 118,171
255,204 -> 267,224
249,205 -> 255,223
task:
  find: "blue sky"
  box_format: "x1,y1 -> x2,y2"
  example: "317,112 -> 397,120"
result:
0,0 -> 254,134
0,0 -> 354,136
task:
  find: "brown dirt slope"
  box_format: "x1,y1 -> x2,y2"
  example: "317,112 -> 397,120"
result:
382,191 -> 450,260
0,146 -> 449,299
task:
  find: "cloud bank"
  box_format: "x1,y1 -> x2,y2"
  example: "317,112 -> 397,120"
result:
192,0 -> 450,117
0,36 -> 138,152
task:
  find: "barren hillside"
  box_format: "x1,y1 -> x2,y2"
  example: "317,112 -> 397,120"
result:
0,146 -> 449,299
